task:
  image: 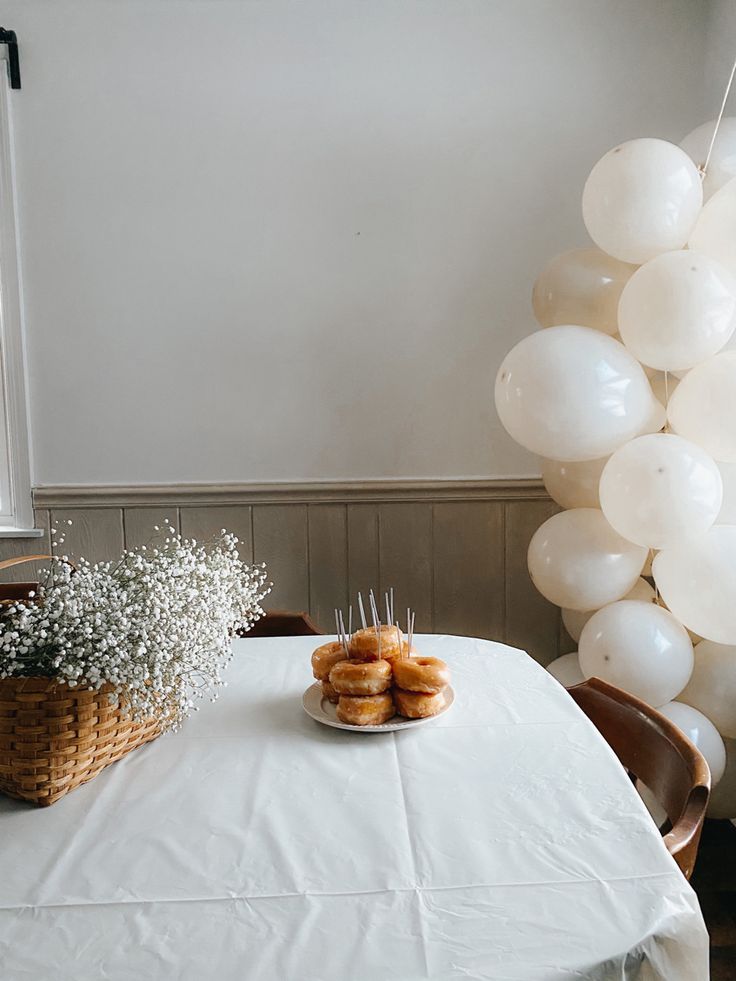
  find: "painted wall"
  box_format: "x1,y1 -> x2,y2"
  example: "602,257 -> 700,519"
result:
5,0 -> 711,485
705,0 -> 736,109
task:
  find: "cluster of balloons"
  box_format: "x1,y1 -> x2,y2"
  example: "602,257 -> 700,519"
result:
495,119 -> 736,819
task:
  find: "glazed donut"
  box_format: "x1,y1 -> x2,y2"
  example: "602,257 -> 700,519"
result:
349,625 -> 403,663
330,659 -> 392,695
336,692 -> 395,726
321,681 -> 339,704
311,641 -> 347,681
394,687 -> 447,719
392,657 -> 450,694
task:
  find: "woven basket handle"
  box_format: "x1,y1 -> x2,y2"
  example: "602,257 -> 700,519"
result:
0,554 -> 76,574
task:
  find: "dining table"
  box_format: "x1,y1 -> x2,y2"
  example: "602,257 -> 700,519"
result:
0,634 -> 709,980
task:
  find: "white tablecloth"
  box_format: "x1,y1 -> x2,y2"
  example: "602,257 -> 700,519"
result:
0,635 -> 708,980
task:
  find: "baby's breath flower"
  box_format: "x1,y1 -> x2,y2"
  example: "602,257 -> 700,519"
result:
0,531 -> 270,732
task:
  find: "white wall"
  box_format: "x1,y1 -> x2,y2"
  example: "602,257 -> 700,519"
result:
5,0 -> 711,485
705,0 -> 736,108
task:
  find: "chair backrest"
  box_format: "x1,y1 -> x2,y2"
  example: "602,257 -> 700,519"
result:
567,677 -> 710,879
241,610 -> 324,638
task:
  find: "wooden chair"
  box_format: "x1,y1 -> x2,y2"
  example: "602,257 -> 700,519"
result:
240,610 -> 324,638
568,677 -> 710,880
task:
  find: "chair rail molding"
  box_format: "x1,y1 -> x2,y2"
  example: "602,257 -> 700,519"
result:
33,477 -> 547,508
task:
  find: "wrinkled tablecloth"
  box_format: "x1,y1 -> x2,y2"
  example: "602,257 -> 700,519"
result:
0,635 -> 708,980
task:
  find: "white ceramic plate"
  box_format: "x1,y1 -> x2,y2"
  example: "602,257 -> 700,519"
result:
302,682 -> 454,732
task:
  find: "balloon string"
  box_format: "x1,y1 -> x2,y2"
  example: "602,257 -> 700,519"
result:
702,54 -> 736,179
653,370 -> 669,599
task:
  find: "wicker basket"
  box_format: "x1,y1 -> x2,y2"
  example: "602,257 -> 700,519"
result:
0,555 -> 161,806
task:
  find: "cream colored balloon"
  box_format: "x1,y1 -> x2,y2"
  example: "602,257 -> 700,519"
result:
636,780 -> 668,828
599,434 -> 723,549
626,576 -> 658,604
653,526 -> 736,644
582,138 -> 702,264
541,456 -> 607,509
642,550 -> 654,577
495,326 -> 665,461
618,251 -> 736,371
717,462 -> 736,523
532,248 -> 636,335
641,363 -> 670,434
561,607 -> 593,644
680,640 -> 736,738
658,700 -> 727,786
546,652 -> 585,687
681,117 -> 736,201
667,351 -> 736,462
658,600 -> 702,644
646,370 -> 679,409
708,737 -> 736,818
562,577 -> 655,642
689,176 -> 736,279
528,509 -> 647,612
641,394 -> 667,436
578,601 -> 693,707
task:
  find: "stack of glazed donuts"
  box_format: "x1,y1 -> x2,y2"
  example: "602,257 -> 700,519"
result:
310,611 -> 451,726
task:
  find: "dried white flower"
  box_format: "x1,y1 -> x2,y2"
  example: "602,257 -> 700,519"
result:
0,531 -> 271,732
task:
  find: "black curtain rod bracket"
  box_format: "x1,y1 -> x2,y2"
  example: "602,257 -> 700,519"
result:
0,28 -> 20,89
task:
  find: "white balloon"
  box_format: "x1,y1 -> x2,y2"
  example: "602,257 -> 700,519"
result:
689,176 -> 736,279
646,369 -> 679,409
562,577 -> 656,643
681,117 -> 736,201
667,351 -> 736,462
656,602 -> 702,646
653,526 -> 736,645
532,248 -> 636,335
624,577 -> 658,604
546,652 -> 585,687
541,456 -> 607,510
680,639 -> 736,739
636,780 -> 668,828
708,737 -> 736,818
642,550 -> 654,577
618,251 -> 736,371
717,462 -> 736,523
582,138 -> 702,264
495,326 -> 664,461
579,601 -> 694,707
599,434 -> 723,549
561,607 -> 592,645
642,397 -> 666,436
528,509 -> 647,611
658,700 -> 727,786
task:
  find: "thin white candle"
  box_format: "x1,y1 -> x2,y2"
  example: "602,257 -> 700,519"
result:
338,609 -> 349,656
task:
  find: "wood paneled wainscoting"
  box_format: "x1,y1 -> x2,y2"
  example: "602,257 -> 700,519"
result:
3,480 -> 569,666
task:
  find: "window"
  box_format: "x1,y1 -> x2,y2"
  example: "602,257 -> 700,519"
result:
0,52 -> 37,535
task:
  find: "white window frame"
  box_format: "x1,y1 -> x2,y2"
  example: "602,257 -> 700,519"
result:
0,61 -> 40,537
